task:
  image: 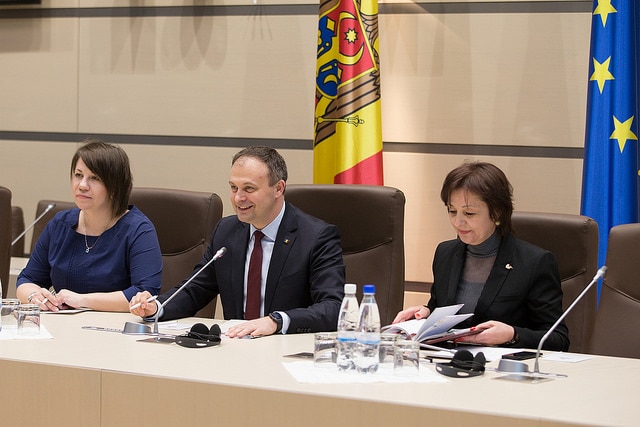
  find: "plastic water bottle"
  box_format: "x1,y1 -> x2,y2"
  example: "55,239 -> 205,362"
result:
355,284 -> 381,373
336,283 -> 359,371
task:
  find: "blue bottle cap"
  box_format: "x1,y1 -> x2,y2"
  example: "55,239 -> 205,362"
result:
363,284 -> 375,294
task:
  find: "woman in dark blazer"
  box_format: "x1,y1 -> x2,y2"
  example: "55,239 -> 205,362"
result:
394,162 -> 569,351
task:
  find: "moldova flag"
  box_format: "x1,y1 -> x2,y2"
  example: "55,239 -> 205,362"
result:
313,0 -> 384,184
581,0 -> 640,295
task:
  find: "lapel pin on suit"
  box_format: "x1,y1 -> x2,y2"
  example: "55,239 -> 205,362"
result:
505,263 -> 513,270
284,239 -> 290,244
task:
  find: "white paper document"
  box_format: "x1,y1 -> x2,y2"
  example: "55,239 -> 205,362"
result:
0,325 -> 54,340
382,304 -> 473,342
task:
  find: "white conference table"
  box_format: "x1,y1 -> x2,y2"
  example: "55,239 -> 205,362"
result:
0,311 -> 638,427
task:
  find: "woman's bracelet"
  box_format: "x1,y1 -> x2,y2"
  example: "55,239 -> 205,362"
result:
503,327 -> 520,346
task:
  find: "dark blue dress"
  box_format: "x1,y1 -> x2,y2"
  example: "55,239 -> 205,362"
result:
17,206 -> 162,301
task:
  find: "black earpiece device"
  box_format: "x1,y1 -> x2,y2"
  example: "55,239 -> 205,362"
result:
175,323 -> 222,348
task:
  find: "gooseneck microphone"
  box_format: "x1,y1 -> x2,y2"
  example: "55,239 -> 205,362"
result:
147,247 -> 227,342
497,265 -> 607,380
532,265 -> 607,374
12,203 -> 56,246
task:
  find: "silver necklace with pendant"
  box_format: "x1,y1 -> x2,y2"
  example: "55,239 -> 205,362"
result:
83,213 -> 111,254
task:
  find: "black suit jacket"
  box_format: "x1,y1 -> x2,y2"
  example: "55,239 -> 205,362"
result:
158,203 -> 345,333
428,233 -> 569,351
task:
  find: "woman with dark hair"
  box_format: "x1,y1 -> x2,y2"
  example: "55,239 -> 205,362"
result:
394,161 -> 569,351
16,139 -> 162,312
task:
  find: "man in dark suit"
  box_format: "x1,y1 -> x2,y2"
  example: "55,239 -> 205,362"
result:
130,146 -> 345,337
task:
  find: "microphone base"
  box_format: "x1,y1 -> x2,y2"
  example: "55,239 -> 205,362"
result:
494,370 -> 567,383
494,358 -> 567,383
122,322 -> 152,335
494,373 -> 554,384
137,335 -> 176,344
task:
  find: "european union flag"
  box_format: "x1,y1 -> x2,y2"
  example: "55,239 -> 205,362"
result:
581,0 -> 640,296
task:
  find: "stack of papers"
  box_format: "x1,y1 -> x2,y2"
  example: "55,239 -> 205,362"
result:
382,304 -> 477,343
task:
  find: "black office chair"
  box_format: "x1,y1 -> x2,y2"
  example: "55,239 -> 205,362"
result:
0,186 -> 12,297
285,184 -> 406,325
512,211 -> 598,353
130,187 -> 223,318
11,206 -> 25,257
29,200 -> 75,254
588,223 -> 640,359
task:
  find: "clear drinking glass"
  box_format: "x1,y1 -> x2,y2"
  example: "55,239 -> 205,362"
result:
17,303 -> 41,336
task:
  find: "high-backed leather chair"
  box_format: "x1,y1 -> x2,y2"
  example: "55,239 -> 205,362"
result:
285,184 -> 406,326
0,186 -> 12,297
588,223 -> 640,359
130,187 -> 223,318
29,200 -> 76,254
11,206 -> 25,257
511,211 -> 598,353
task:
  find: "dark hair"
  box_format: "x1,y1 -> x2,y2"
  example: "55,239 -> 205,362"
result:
71,139 -> 133,217
232,146 -> 288,186
440,161 -> 514,236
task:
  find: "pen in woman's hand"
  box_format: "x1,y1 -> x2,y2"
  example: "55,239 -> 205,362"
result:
40,286 -> 57,306
129,295 -> 158,310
